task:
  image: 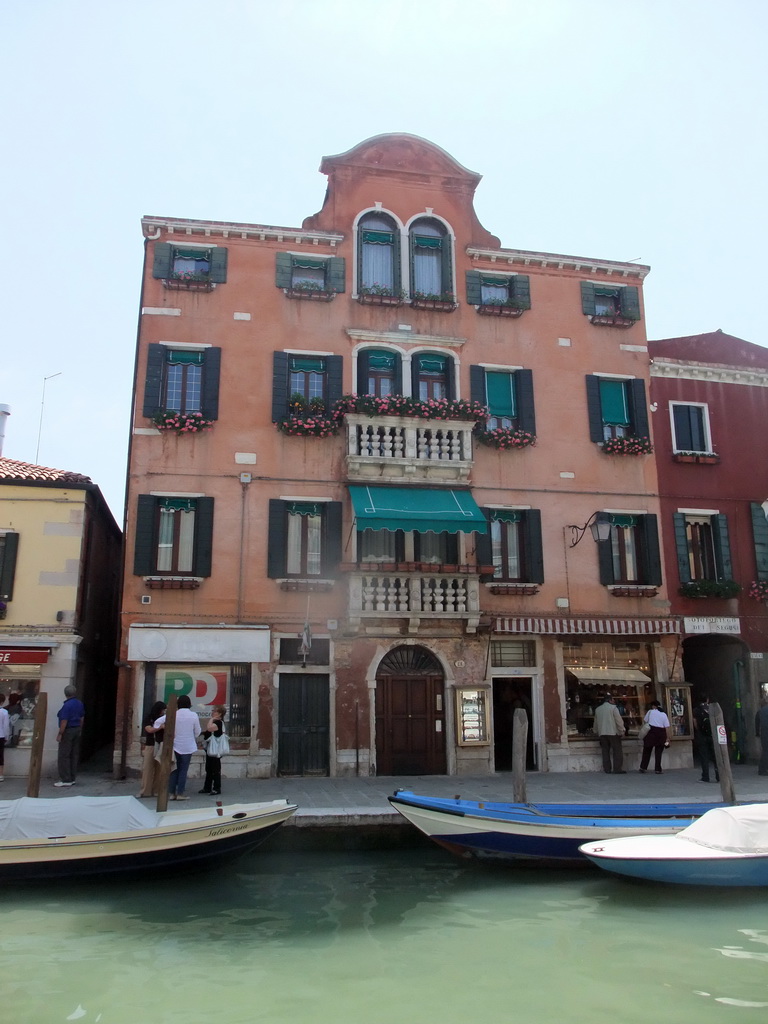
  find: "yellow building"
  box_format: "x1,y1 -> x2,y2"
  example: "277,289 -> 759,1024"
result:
0,458 -> 121,779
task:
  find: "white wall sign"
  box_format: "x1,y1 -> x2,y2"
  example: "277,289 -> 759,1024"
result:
128,626 -> 270,663
683,617 -> 741,635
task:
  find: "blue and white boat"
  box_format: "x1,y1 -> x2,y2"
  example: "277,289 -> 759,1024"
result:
388,790 -> 726,865
580,804 -> 768,886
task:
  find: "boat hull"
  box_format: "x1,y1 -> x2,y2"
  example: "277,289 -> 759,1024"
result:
389,792 -> 724,865
580,834 -> 768,887
0,800 -> 297,881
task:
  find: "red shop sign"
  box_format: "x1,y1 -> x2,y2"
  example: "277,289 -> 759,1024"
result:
0,648 -> 50,665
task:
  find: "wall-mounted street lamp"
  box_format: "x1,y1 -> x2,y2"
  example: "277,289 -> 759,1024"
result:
567,512 -> 612,548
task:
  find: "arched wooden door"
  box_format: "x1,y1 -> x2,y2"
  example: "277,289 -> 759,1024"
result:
375,646 -> 446,775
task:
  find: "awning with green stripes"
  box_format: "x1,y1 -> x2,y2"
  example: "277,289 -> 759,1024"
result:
349,485 -> 487,534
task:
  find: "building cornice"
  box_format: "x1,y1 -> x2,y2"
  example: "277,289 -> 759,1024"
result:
142,216 -> 344,247
466,246 -> 649,280
346,329 -> 466,348
651,358 -> 768,388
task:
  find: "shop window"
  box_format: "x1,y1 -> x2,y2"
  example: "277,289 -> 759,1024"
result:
596,513 -> 662,587
279,637 -> 330,665
0,677 -> 40,747
133,496 -> 214,578
267,500 -> 342,578
564,642 -> 653,739
145,663 -> 250,741
586,375 -> 650,443
271,353 -> 343,422
142,345 -> 221,420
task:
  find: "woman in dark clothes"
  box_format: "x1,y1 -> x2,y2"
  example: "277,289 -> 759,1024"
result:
200,706 -> 226,795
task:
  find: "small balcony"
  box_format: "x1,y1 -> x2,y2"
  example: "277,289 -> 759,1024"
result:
347,569 -> 481,633
345,413 -> 474,482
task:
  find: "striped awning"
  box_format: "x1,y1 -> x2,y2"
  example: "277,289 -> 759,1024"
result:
494,617 -> 681,636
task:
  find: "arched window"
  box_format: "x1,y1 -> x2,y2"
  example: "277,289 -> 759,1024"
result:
358,212 -> 400,295
409,218 -> 452,298
356,349 -> 402,397
413,353 -> 454,401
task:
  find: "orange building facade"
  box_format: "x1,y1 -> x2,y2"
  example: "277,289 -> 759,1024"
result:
116,134 -> 688,780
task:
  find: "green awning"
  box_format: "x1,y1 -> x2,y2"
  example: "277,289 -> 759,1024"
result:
349,485 -> 487,534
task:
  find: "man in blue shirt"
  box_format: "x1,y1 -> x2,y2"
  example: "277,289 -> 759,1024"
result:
54,685 -> 85,787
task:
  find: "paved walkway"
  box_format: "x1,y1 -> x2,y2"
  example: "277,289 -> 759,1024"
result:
2,762 -> 766,827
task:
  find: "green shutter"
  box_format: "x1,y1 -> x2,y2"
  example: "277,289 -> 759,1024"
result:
628,378 -> 650,437
597,535 -> 615,585
466,270 -> 483,305
475,510 -> 493,571
713,514 -> 733,580
751,503 -> 768,581
326,256 -> 346,293
516,369 -> 536,434
586,376 -> 604,442
272,352 -> 289,422
445,357 -> 456,401
469,365 -> 485,405
275,252 -> 293,289
441,234 -> 453,297
523,510 -> 544,583
193,498 -> 214,577
152,242 -> 173,279
326,355 -> 343,406
323,502 -> 343,574
201,347 -> 221,420
133,495 -> 157,575
143,344 -> 165,418
580,281 -> 597,316
511,275 -> 531,310
640,514 -> 662,586
209,247 -> 228,283
0,532 -> 19,600
673,512 -> 691,583
618,285 -> 641,321
357,350 -> 370,394
267,500 -> 287,577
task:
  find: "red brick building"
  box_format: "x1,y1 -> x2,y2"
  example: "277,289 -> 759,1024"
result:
649,329 -> 768,760
116,134 -> 687,780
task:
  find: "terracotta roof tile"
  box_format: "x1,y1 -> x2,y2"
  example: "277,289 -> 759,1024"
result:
0,457 -> 92,486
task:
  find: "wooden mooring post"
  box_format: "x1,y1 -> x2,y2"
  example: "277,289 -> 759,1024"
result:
26,692 -> 48,798
709,701 -> 736,804
512,707 -> 528,803
155,694 -> 178,812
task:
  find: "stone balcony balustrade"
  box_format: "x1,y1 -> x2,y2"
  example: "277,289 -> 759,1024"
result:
345,413 -> 474,482
347,568 -> 481,633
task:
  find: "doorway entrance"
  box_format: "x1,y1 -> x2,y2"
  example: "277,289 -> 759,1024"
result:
277,674 -> 330,776
493,678 -> 535,771
375,646 -> 446,775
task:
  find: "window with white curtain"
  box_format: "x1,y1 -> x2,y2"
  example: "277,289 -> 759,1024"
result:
358,212 -> 399,293
410,218 -> 451,297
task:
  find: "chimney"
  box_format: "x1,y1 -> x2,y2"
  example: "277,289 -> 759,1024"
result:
0,405 -> 9,456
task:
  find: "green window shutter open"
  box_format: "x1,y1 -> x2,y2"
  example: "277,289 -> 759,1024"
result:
639,514 -> 662,586
586,376 -> 604,442
272,352 -> 289,422
267,500 -> 287,578
523,509 -> 544,583
475,510 -> 493,569
201,347 -> 221,420
326,257 -> 346,293
618,285 -> 641,321
466,270 -> 483,305
193,497 -> 215,577
516,369 -> 536,434
713,514 -> 733,580
133,496 -> 157,575
209,248 -> 228,283
751,503 -> 768,581
469,365 -> 485,405
628,378 -> 650,437
152,242 -> 173,279
143,344 -> 165,418
441,236 -> 453,297
0,532 -> 19,600
673,512 -> 691,583
326,355 -> 343,405
323,502 -> 343,574
597,536 -> 615,585
511,275 -> 531,309
486,371 -> 516,418
580,281 -> 597,316
275,252 -> 293,289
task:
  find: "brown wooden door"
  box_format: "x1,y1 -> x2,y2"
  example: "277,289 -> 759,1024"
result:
375,674 -> 446,775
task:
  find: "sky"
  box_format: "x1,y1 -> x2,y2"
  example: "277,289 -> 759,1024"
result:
2,0 -> 766,522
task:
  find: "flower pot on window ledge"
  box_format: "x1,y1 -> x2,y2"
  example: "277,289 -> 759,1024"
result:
357,292 -> 405,307
697,454 -> 720,465
476,303 -> 524,318
396,562 -> 417,572
163,277 -> 214,292
672,453 -> 697,463
610,586 -> 658,598
440,564 -> 458,573
589,314 -> 636,328
489,584 -> 539,595
477,565 -> 496,576
410,296 -> 458,312
284,288 -> 335,302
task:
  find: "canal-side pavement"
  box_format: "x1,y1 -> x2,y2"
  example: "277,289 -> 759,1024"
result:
2,761 -> 767,839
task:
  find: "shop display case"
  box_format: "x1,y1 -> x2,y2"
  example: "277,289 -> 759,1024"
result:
663,683 -> 692,738
456,688 -> 490,745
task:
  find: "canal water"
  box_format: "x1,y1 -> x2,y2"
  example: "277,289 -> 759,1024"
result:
4,845 -> 768,1023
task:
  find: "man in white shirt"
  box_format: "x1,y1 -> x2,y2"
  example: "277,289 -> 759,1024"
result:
147,694 -> 201,800
593,694 -> 626,774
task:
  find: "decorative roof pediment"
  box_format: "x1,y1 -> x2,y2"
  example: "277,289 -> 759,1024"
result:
319,133 -> 482,186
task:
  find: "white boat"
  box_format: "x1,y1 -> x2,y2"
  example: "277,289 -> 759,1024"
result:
0,795 -> 297,880
579,804 -> 768,886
